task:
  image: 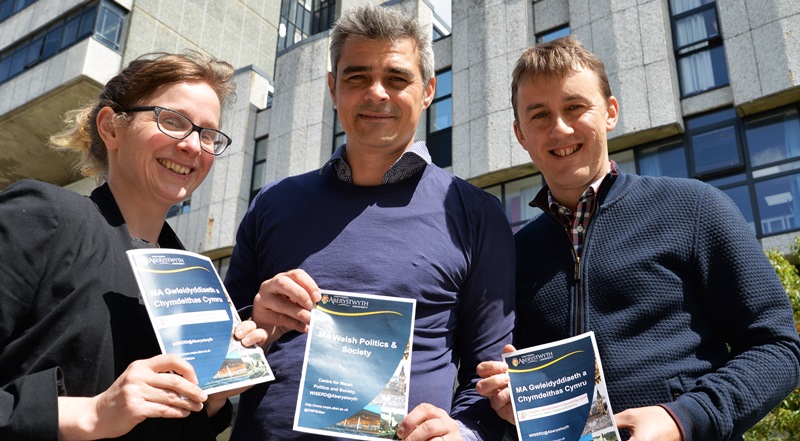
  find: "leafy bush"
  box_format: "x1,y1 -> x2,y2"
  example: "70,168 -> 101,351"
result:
744,237 -> 800,441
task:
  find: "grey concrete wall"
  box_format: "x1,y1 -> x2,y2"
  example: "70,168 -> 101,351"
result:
719,0 -> 800,113
123,0 -> 279,74
263,33 -> 334,182
450,0 -> 531,181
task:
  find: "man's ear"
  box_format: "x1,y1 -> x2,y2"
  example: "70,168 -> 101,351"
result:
513,119 -> 525,146
327,72 -> 336,108
606,96 -> 620,132
421,76 -> 436,109
96,107 -> 120,152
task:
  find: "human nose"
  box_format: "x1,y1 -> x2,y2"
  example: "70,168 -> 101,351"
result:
178,129 -> 204,155
365,80 -> 389,101
551,113 -> 574,137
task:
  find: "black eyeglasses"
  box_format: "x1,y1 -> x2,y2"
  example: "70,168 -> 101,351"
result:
121,106 -> 232,155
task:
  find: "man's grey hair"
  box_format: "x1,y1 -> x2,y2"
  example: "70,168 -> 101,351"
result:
330,3 -> 434,85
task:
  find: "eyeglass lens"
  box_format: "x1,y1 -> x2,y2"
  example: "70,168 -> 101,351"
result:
156,108 -> 227,153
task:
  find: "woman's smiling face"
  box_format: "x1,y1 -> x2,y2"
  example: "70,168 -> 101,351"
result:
105,81 -> 221,211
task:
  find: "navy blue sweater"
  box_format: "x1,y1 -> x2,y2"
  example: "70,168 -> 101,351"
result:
515,172 -> 800,441
225,165 -> 516,440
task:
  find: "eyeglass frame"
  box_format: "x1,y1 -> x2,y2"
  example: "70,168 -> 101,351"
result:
119,106 -> 232,155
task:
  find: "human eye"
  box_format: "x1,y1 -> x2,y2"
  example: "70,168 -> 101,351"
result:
343,74 -> 367,82
160,112 -> 190,131
531,111 -> 548,120
200,130 -> 218,145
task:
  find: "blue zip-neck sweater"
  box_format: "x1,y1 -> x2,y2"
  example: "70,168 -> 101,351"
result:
225,164 -> 516,440
515,172 -> 800,441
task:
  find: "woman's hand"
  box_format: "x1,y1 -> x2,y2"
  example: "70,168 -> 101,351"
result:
58,354 -> 205,440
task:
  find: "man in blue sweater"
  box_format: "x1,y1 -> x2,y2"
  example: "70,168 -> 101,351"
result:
225,4 -> 515,441
476,36 -> 800,441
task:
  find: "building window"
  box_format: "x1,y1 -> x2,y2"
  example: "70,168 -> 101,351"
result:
637,140 -> 689,178
332,111 -> 346,152
536,25 -> 570,43
167,199 -> 191,218
745,108 -> 800,236
251,137 -> 268,201
485,174 -> 544,232
0,0 -> 36,23
278,0 -> 336,52
212,256 -> 231,281
94,0 -> 126,51
427,68 -> 452,167
669,0 -> 728,97
432,25 -> 445,41
0,0 -> 127,85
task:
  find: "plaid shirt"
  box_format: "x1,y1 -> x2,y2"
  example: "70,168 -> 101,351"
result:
320,141 -> 431,184
548,161 -> 619,257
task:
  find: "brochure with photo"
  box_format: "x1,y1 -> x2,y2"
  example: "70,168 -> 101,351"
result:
505,331 -> 621,441
126,248 -> 274,394
294,290 -> 416,440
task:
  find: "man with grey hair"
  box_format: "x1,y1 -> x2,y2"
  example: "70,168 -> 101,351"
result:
225,4 -> 515,441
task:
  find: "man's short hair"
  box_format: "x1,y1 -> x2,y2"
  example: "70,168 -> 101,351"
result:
330,3 -> 434,86
511,36 -> 612,122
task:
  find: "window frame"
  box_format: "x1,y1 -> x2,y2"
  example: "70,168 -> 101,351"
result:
668,0 -> 729,97
426,68 -> 453,168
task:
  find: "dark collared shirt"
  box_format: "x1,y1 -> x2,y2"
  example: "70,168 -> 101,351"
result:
548,161 -> 619,257
320,141 -> 431,184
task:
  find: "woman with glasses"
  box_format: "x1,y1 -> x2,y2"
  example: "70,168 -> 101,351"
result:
0,52 -> 264,440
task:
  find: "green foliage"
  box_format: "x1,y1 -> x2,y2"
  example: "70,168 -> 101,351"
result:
744,236 -> 800,441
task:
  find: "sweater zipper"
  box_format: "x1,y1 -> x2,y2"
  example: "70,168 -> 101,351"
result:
533,200 -> 586,336
573,252 -> 582,335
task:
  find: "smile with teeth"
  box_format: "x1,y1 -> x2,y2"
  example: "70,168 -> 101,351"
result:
159,159 -> 192,175
552,144 -> 580,157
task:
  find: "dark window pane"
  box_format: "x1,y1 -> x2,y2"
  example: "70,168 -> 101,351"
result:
78,5 -> 97,40
0,55 -> 11,81
537,25 -> 570,43
25,36 -> 43,67
429,97 -> 452,132
61,15 -> 81,49
9,46 -> 26,76
12,0 -> 30,12
709,45 -> 729,88
427,128 -> 452,168
670,0 -> 715,15
706,172 -> 745,187
435,70 -> 451,98
0,1 -> 13,21
432,26 -> 444,41
42,26 -> 62,58
334,133 -> 346,150
746,110 -> 800,167
674,8 -> 719,49
251,162 -> 266,192
255,138 -> 268,161
502,175 -> 543,226
722,184 -> 755,235
679,45 -> 728,95
167,204 -> 180,218
638,142 -> 688,177
754,173 -> 800,236
691,124 -> 740,174
686,107 -> 736,130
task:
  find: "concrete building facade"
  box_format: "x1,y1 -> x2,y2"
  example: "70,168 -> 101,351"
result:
2,0 -> 799,276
